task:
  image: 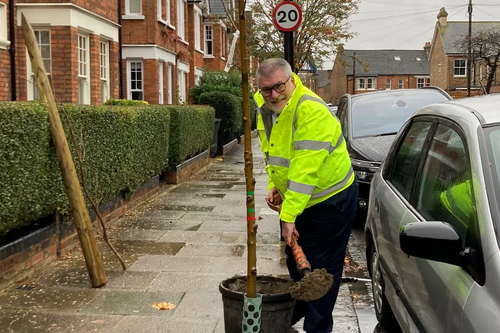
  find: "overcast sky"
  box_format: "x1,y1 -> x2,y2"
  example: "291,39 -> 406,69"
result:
322,0 -> 500,69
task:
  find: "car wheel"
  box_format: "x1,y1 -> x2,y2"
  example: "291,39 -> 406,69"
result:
371,244 -> 399,331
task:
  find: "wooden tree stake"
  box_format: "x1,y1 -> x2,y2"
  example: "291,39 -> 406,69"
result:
21,13 -> 107,288
237,0 -> 257,298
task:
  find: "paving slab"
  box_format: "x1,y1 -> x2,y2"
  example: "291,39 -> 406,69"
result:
80,290 -> 184,316
172,291 -> 223,318
176,243 -> 245,257
110,229 -> 166,241
0,287 -> 99,312
110,315 -> 219,333
113,240 -> 185,255
104,271 -> 161,291
0,309 -> 122,333
148,272 -> 229,293
128,255 -> 205,273
158,230 -> 224,243
198,221 -> 247,232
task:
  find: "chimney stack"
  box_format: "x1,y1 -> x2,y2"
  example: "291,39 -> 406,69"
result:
437,7 -> 448,27
424,42 -> 431,56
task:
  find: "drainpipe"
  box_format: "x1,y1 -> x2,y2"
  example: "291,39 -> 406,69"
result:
9,0 -> 16,100
118,0 -> 123,99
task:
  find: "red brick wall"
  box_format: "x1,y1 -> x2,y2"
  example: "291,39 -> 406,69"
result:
109,41 -> 120,99
430,32 -> 448,90
0,0 -> 11,101
144,59 -> 159,104
90,34 -> 101,104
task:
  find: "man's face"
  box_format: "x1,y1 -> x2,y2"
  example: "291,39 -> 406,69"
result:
258,70 -> 295,114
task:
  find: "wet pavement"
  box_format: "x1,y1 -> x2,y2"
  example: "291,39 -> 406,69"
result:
0,136 -> 387,333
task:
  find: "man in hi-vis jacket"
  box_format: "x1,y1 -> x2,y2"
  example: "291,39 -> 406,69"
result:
254,58 -> 358,333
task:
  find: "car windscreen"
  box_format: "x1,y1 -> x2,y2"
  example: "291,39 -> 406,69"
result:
351,91 -> 449,138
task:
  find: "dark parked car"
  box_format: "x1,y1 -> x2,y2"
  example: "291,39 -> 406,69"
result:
335,88 -> 452,219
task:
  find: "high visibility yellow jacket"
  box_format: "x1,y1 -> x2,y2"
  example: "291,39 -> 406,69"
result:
255,74 -> 354,223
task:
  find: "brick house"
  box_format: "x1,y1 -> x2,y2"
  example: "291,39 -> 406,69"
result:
0,0 -> 229,104
203,0 -> 228,71
428,7 -> 500,97
2,0 -> 121,104
330,49 -> 431,105
316,69 -> 332,103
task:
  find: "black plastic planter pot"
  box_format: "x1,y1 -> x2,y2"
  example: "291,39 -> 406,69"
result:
219,275 -> 296,333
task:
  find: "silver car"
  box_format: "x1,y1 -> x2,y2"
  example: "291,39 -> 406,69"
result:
365,94 -> 500,333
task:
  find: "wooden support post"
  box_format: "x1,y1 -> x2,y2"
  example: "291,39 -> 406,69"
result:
21,13 -> 107,288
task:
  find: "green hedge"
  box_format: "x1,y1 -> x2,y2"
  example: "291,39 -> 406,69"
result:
0,102 -> 213,236
198,91 -> 242,144
103,99 -> 149,106
168,105 -> 215,169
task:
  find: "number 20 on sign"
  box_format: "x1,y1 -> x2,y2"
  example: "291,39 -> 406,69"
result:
272,1 -> 303,32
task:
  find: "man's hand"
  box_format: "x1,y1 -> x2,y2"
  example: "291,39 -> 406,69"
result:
266,187 -> 282,205
281,221 -> 299,246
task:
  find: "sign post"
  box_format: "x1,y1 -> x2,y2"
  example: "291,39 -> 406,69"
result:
273,1 -> 302,69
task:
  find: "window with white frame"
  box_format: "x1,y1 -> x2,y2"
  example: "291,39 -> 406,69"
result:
178,70 -> 186,103
386,79 -> 391,90
128,60 -> 144,100
195,10 -> 201,51
177,0 -> 185,41
357,78 -> 365,90
454,59 -> 466,77
100,41 -> 110,104
0,3 -> 8,45
28,30 -> 51,100
195,74 -> 201,85
398,78 -> 404,89
126,0 -> 142,16
204,25 -> 213,56
78,34 -> 90,104
417,77 -> 430,88
167,63 -> 173,104
157,0 -> 162,20
158,62 -> 164,104
426,78 -> 430,86
367,77 -> 375,90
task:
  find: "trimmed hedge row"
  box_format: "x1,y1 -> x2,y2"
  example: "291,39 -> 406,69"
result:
198,91 -> 242,144
0,102 -> 214,236
168,105 -> 215,169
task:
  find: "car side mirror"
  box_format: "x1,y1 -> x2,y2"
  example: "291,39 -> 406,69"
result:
400,222 -> 463,267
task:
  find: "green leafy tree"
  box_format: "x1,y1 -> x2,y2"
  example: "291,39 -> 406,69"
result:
247,0 -> 359,72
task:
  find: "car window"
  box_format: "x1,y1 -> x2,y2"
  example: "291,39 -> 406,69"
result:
415,124 -> 475,246
351,91 -> 449,138
388,121 -> 432,200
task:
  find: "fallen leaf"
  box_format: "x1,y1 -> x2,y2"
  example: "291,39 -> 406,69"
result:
91,320 -> 104,324
257,216 -> 263,220
216,158 -> 224,162
152,302 -> 176,310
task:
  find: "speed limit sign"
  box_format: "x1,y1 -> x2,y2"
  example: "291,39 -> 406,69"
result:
273,1 -> 302,32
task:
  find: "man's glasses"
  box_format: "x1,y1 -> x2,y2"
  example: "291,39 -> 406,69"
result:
259,76 -> 291,97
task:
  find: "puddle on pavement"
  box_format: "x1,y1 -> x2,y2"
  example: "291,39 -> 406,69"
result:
231,245 -> 245,257
156,204 -> 215,212
344,248 -> 380,333
185,223 -> 202,231
114,240 -> 185,255
196,193 -> 225,198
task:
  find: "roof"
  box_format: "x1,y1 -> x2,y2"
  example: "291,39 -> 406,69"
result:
317,70 -> 331,88
438,22 -> 500,54
208,0 -> 230,18
415,93 -> 500,125
339,50 -> 430,76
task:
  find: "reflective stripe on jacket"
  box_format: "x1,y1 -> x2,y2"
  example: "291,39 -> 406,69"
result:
255,74 -> 354,223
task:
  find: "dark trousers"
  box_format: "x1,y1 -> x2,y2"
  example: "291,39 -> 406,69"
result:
286,181 -> 358,333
